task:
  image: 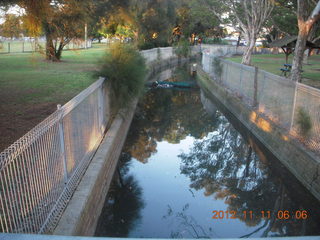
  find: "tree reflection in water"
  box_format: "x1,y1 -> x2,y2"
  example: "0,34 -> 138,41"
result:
95,153 -> 145,237
124,87 -> 219,163
179,91 -> 320,237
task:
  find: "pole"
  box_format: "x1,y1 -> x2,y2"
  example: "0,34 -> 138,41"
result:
57,104 -> 68,184
85,23 -> 88,49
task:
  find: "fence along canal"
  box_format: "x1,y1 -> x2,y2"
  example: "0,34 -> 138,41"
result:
0,77 -> 108,233
0,47 -> 194,234
202,52 -> 320,155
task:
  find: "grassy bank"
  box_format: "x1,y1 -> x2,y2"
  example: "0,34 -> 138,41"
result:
0,43 -> 108,151
228,54 -> 320,89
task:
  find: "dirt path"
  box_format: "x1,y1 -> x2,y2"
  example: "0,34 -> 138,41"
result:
0,97 -> 56,152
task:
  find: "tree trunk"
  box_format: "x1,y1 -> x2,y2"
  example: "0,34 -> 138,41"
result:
291,25 -> 309,82
236,33 -> 241,47
242,35 -> 256,65
46,36 -> 56,61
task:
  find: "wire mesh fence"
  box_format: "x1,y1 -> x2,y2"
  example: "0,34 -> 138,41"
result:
0,77 -> 109,234
0,40 -> 92,54
202,52 -> 320,155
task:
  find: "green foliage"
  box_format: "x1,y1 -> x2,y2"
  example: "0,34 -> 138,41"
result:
156,47 -> 161,61
174,39 -> 190,58
0,14 -> 24,39
296,107 -> 312,136
99,43 -> 147,110
138,37 -> 169,50
213,57 -> 223,79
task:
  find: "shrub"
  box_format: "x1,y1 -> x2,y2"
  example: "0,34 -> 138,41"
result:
213,57 -> 223,79
174,39 -> 190,58
99,43 -> 147,111
296,107 -> 312,136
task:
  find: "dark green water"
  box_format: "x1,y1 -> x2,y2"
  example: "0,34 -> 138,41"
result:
95,65 -> 320,238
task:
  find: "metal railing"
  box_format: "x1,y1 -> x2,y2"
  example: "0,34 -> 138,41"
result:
0,77 -> 109,234
202,51 -> 320,155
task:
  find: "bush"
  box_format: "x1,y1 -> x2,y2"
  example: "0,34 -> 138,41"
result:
99,43 -> 147,111
213,57 -> 223,79
174,39 -> 190,58
297,107 -> 312,136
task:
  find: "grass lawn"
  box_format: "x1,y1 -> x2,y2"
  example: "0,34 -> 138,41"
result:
0,43 -> 108,151
227,54 -> 320,89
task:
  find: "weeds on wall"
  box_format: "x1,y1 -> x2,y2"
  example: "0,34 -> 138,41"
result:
296,107 -> 312,136
157,47 -> 162,62
174,39 -> 190,58
99,43 -> 147,113
213,57 -> 223,80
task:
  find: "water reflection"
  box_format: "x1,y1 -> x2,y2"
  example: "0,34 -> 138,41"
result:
180,90 -> 320,237
95,153 -> 145,237
95,65 -> 320,238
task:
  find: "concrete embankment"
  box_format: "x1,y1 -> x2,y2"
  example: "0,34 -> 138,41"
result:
197,68 -> 320,201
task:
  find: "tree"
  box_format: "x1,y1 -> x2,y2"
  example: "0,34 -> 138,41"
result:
264,0 -> 298,43
175,0 -> 221,43
1,0 -> 92,61
202,0 -> 274,65
291,0 -> 320,82
0,14 -> 23,39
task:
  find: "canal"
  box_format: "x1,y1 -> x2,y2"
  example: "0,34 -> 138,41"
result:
95,64 -> 320,238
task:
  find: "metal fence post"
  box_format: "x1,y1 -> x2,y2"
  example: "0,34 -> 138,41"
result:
253,66 -> 258,108
97,83 -> 105,134
57,104 -> 68,184
8,43 -> 10,53
22,42 -> 24,53
290,82 -> 298,131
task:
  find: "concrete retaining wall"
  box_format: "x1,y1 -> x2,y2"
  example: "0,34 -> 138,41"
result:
197,68 -> 320,201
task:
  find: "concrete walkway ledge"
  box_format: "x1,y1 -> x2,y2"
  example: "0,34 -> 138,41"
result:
53,100 -> 138,236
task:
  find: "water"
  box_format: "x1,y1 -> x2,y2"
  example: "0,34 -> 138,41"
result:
95,64 -> 320,238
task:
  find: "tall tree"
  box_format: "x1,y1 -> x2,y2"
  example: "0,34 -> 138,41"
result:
291,0 -> 320,82
202,0 -> 274,65
0,14 -> 23,39
1,0 -> 92,61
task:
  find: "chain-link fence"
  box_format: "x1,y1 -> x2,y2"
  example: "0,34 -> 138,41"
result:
202,52 -> 320,154
0,40 -> 92,54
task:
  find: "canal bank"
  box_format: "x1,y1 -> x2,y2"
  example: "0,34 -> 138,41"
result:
197,67 -> 320,202
53,55 -> 198,236
94,64 -> 320,238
